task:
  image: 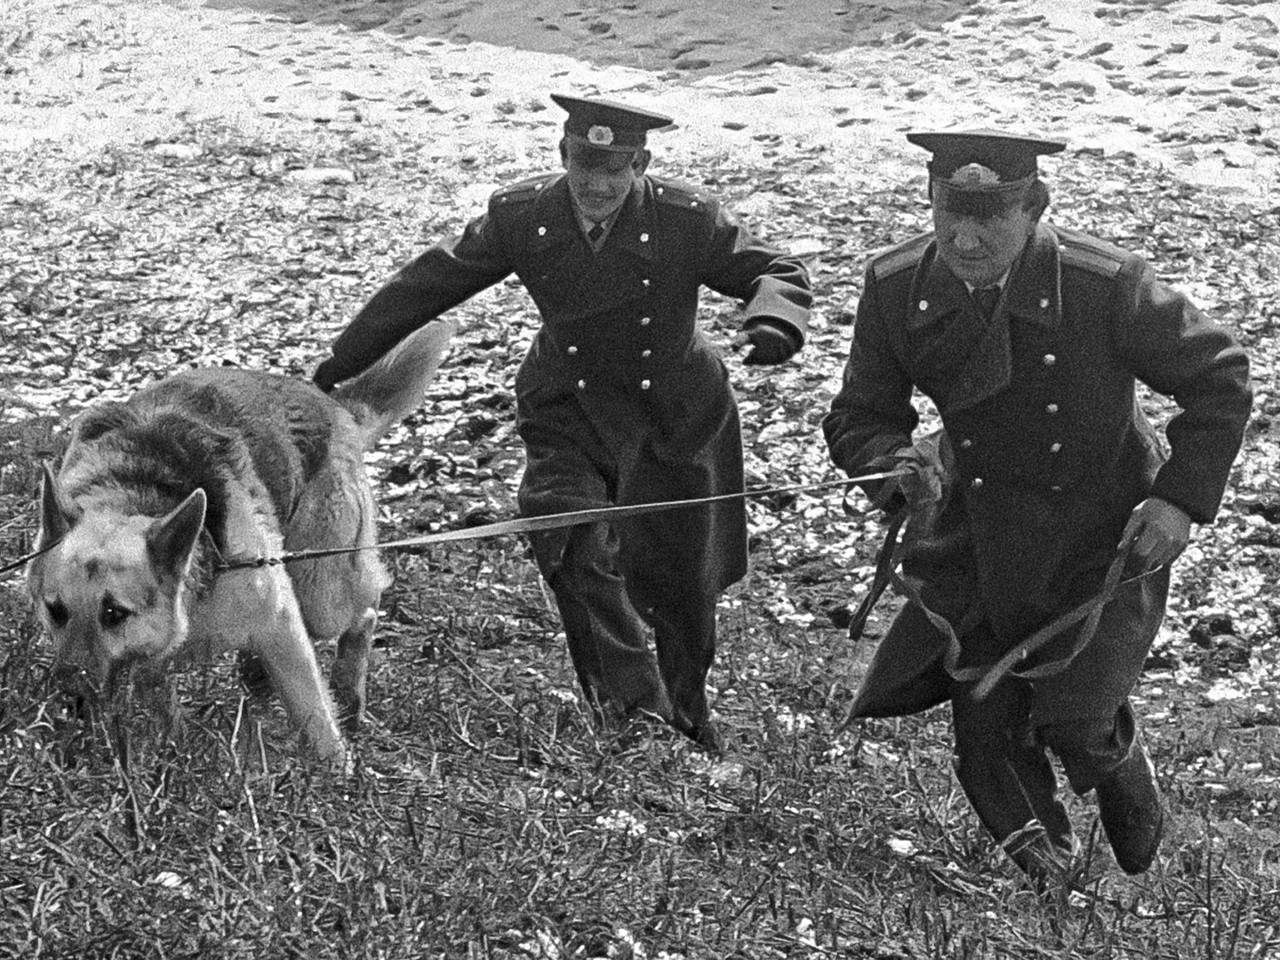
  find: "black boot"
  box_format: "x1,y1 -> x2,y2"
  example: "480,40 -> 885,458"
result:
1095,731 -> 1164,874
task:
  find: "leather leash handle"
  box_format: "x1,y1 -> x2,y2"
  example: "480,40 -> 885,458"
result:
846,508 -> 906,641
969,540 -> 1154,700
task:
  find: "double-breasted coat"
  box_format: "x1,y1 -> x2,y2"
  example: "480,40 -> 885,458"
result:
315,173 -> 811,604
824,222 -> 1251,722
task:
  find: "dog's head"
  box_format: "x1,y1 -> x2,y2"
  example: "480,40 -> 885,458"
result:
28,465 -> 208,693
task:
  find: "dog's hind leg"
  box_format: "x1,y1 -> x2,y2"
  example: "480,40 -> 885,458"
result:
331,608 -> 375,731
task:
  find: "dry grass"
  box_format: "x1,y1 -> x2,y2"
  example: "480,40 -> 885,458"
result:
2,421 -> 1279,958
2,14 -> 1279,950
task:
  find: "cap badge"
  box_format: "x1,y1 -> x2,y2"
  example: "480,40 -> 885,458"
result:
586,124 -> 615,146
951,162 -> 1002,186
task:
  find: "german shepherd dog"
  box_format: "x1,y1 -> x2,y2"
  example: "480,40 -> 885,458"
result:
27,322 -> 454,766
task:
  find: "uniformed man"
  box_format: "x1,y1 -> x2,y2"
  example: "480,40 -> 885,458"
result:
313,94 -> 811,752
823,130 -> 1251,885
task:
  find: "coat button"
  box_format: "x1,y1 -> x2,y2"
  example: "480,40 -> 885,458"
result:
960,438 -> 973,450
1043,353 -> 1056,366
640,232 -> 650,242
918,300 -> 928,311
1049,442 -> 1062,454
1039,296 -> 1050,309
1046,403 -> 1059,414
640,316 -> 651,326
970,477 -> 983,490
641,349 -> 652,359
576,379 -> 586,390
537,226 -> 547,236
640,379 -> 651,390
567,345 -> 578,355
657,187 -> 665,195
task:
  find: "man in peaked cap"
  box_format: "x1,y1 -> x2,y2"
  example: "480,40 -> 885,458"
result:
824,129 -> 1251,886
313,94 -> 811,753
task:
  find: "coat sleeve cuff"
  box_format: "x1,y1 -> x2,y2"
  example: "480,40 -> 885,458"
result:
743,278 -> 810,346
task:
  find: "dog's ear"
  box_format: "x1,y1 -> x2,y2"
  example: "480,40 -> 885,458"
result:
147,489 -> 208,579
37,463 -> 73,548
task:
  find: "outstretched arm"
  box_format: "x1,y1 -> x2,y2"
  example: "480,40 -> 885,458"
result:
699,201 -> 811,365
314,208 -> 514,391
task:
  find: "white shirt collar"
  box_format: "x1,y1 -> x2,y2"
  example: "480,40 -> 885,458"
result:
963,269 -> 1011,294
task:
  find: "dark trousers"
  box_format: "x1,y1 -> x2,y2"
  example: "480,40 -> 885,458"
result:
950,592 -> 1158,862
951,666 -> 1134,860
543,521 -> 717,735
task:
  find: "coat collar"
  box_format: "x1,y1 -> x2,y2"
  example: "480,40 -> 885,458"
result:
907,222 -> 1062,331
527,175 -> 655,262
528,175 -> 577,253
1002,223 -> 1062,329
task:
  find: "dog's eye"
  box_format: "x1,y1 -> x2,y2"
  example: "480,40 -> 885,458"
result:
99,596 -> 132,629
45,599 -> 69,628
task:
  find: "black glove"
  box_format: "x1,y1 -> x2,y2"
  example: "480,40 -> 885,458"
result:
741,318 -> 800,365
863,431 -> 952,539
312,358 -> 338,394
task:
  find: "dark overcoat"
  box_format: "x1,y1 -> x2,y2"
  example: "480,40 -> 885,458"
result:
316,173 -> 811,603
823,222 -> 1251,719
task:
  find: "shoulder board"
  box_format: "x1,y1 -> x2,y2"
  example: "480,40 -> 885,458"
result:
491,173 -> 558,207
1055,226 -> 1127,278
869,232 -> 931,282
652,178 -> 712,212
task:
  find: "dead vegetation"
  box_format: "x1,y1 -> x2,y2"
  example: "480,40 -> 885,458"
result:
2,4 -> 1279,957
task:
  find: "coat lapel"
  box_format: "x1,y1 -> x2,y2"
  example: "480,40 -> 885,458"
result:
1003,223 -> 1063,330
605,182 -> 656,264
527,176 -> 579,256
907,224 -> 1063,414
907,248 -> 1013,413
522,178 -> 651,323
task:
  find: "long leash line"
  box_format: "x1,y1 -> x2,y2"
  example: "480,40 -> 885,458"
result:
0,469 -> 910,579
0,539 -> 60,578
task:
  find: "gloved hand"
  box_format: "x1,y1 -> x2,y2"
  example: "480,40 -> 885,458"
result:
865,435 -> 949,516
312,358 -> 338,394
738,318 -> 800,365
1120,497 -> 1191,576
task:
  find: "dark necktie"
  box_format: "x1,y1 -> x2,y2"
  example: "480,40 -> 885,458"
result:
973,286 -> 1001,319
587,221 -> 605,245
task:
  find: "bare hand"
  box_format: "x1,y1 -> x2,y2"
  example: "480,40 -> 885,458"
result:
1120,497 -> 1191,575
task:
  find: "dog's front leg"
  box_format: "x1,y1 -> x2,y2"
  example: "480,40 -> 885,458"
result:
247,576 -> 348,769
255,635 -> 348,769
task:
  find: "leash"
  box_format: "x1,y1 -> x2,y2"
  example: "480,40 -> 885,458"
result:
0,539 -> 60,578
0,469 -> 909,578
844,508 -> 906,642
872,533 -> 1160,700
211,470 -> 907,572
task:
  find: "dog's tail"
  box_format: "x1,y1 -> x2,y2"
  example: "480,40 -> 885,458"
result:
332,320 -> 456,447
